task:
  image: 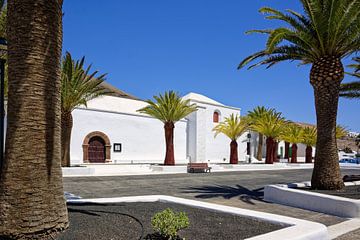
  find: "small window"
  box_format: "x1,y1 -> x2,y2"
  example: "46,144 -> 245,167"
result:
213,111 -> 220,123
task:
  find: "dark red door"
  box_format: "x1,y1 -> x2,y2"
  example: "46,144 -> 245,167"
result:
88,136 -> 105,163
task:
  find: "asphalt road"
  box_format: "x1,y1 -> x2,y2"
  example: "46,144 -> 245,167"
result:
63,168 -> 360,227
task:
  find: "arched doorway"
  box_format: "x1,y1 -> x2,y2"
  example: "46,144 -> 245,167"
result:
88,136 -> 106,163
83,131 -> 111,163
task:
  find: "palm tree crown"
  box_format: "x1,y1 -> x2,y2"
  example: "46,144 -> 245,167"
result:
247,106 -> 272,124
213,114 -> 248,141
280,123 -> 303,144
301,126 -> 317,147
238,1 -> 360,69
61,52 -> 110,112
250,109 -> 287,139
137,91 -> 198,123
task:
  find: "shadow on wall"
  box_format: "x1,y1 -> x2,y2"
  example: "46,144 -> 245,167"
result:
181,185 -> 264,205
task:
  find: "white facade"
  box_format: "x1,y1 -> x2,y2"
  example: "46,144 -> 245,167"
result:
69,92 -> 251,165
3,90 -> 316,165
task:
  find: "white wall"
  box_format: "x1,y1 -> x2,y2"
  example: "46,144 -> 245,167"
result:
70,108 -> 187,165
187,99 -> 244,164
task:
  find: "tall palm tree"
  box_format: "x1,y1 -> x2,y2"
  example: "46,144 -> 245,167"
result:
281,124 -> 303,163
238,1 -> 360,190
340,57 -> 360,99
0,0 -> 68,238
247,106 -> 269,161
250,109 -> 287,164
61,52 -> 109,167
213,114 -> 249,164
138,91 -> 198,165
301,126 -> 317,163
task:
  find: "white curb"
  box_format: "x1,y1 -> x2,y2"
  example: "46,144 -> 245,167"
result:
67,195 -> 329,240
264,181 -> 360,218
327,218 -> 360,239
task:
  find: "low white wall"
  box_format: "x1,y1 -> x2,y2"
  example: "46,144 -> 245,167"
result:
265,182 -> 360,218
68,195 -> 329,240
70,108 -> 187,165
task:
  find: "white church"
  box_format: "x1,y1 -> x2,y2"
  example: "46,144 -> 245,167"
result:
70,82 -> 256,165
4,82 -> 311,165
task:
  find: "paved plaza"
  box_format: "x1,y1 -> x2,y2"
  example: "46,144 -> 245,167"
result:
64,169 -> 357,220
63,168 -> 360,239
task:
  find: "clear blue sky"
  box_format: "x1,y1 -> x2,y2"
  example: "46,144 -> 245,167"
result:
63,0 -> 359,131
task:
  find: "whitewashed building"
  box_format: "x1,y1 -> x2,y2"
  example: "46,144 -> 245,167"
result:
4,83 -> 312,165
67,83 -> 256,165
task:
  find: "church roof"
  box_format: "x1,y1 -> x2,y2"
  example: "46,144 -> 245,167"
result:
182,92 -> 224,106
100,81 -> 139,100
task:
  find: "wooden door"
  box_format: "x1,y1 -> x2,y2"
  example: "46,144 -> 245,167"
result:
88,136 -> 105,163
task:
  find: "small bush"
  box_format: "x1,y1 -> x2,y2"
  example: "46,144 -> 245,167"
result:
151,208 -> 189,239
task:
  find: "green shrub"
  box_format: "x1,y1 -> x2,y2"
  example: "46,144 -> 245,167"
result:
151,208 -> 189,239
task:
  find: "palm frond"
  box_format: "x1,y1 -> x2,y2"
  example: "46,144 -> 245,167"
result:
212,114 -> 249,141
137,91 -> 198,123
301,126 -> 317,146
61,52 -> 111,112
280,123 -> 304,144
340,57 -> 360,99
239,0 -> 360,70
247,107 -> 288,139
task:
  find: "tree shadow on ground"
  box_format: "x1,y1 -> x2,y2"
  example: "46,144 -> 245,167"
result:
182,185 -> 264,205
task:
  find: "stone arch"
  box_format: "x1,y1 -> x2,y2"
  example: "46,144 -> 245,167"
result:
82,131 -> 111,163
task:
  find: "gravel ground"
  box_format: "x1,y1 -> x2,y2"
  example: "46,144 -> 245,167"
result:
302,185 -> 360,199
56,202 -> 285,240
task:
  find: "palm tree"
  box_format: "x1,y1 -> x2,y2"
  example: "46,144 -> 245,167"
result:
0,0 -> 68,238
247,106 -> 269,161
138,91 -> 198,165
238,1 -> 360,190
281,124 -> 303,163
61,52 -> 109,167
301,126 -> 317,163
250,109 -> 287,164
340,57 -> 360,99
213,114 -> 249,164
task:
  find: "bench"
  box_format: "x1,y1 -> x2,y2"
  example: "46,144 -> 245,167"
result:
187,163 -> 211,173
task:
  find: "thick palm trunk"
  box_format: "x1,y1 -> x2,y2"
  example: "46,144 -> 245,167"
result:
230,140 -> 238,164
256,133 -> 263,160
0,0 -> 68,239
273,141 -> 279,162
164,122 -> 175,165
284,141 -> 290,160
61,111 -> 73,167
305,146 -> 313,163
265,137 -> 274,164
310,56 -> 344,190
291,144 -> 297,163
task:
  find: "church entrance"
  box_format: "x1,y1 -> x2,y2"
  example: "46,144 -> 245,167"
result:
88,136 -> 106,163
82,131 -> 112,163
